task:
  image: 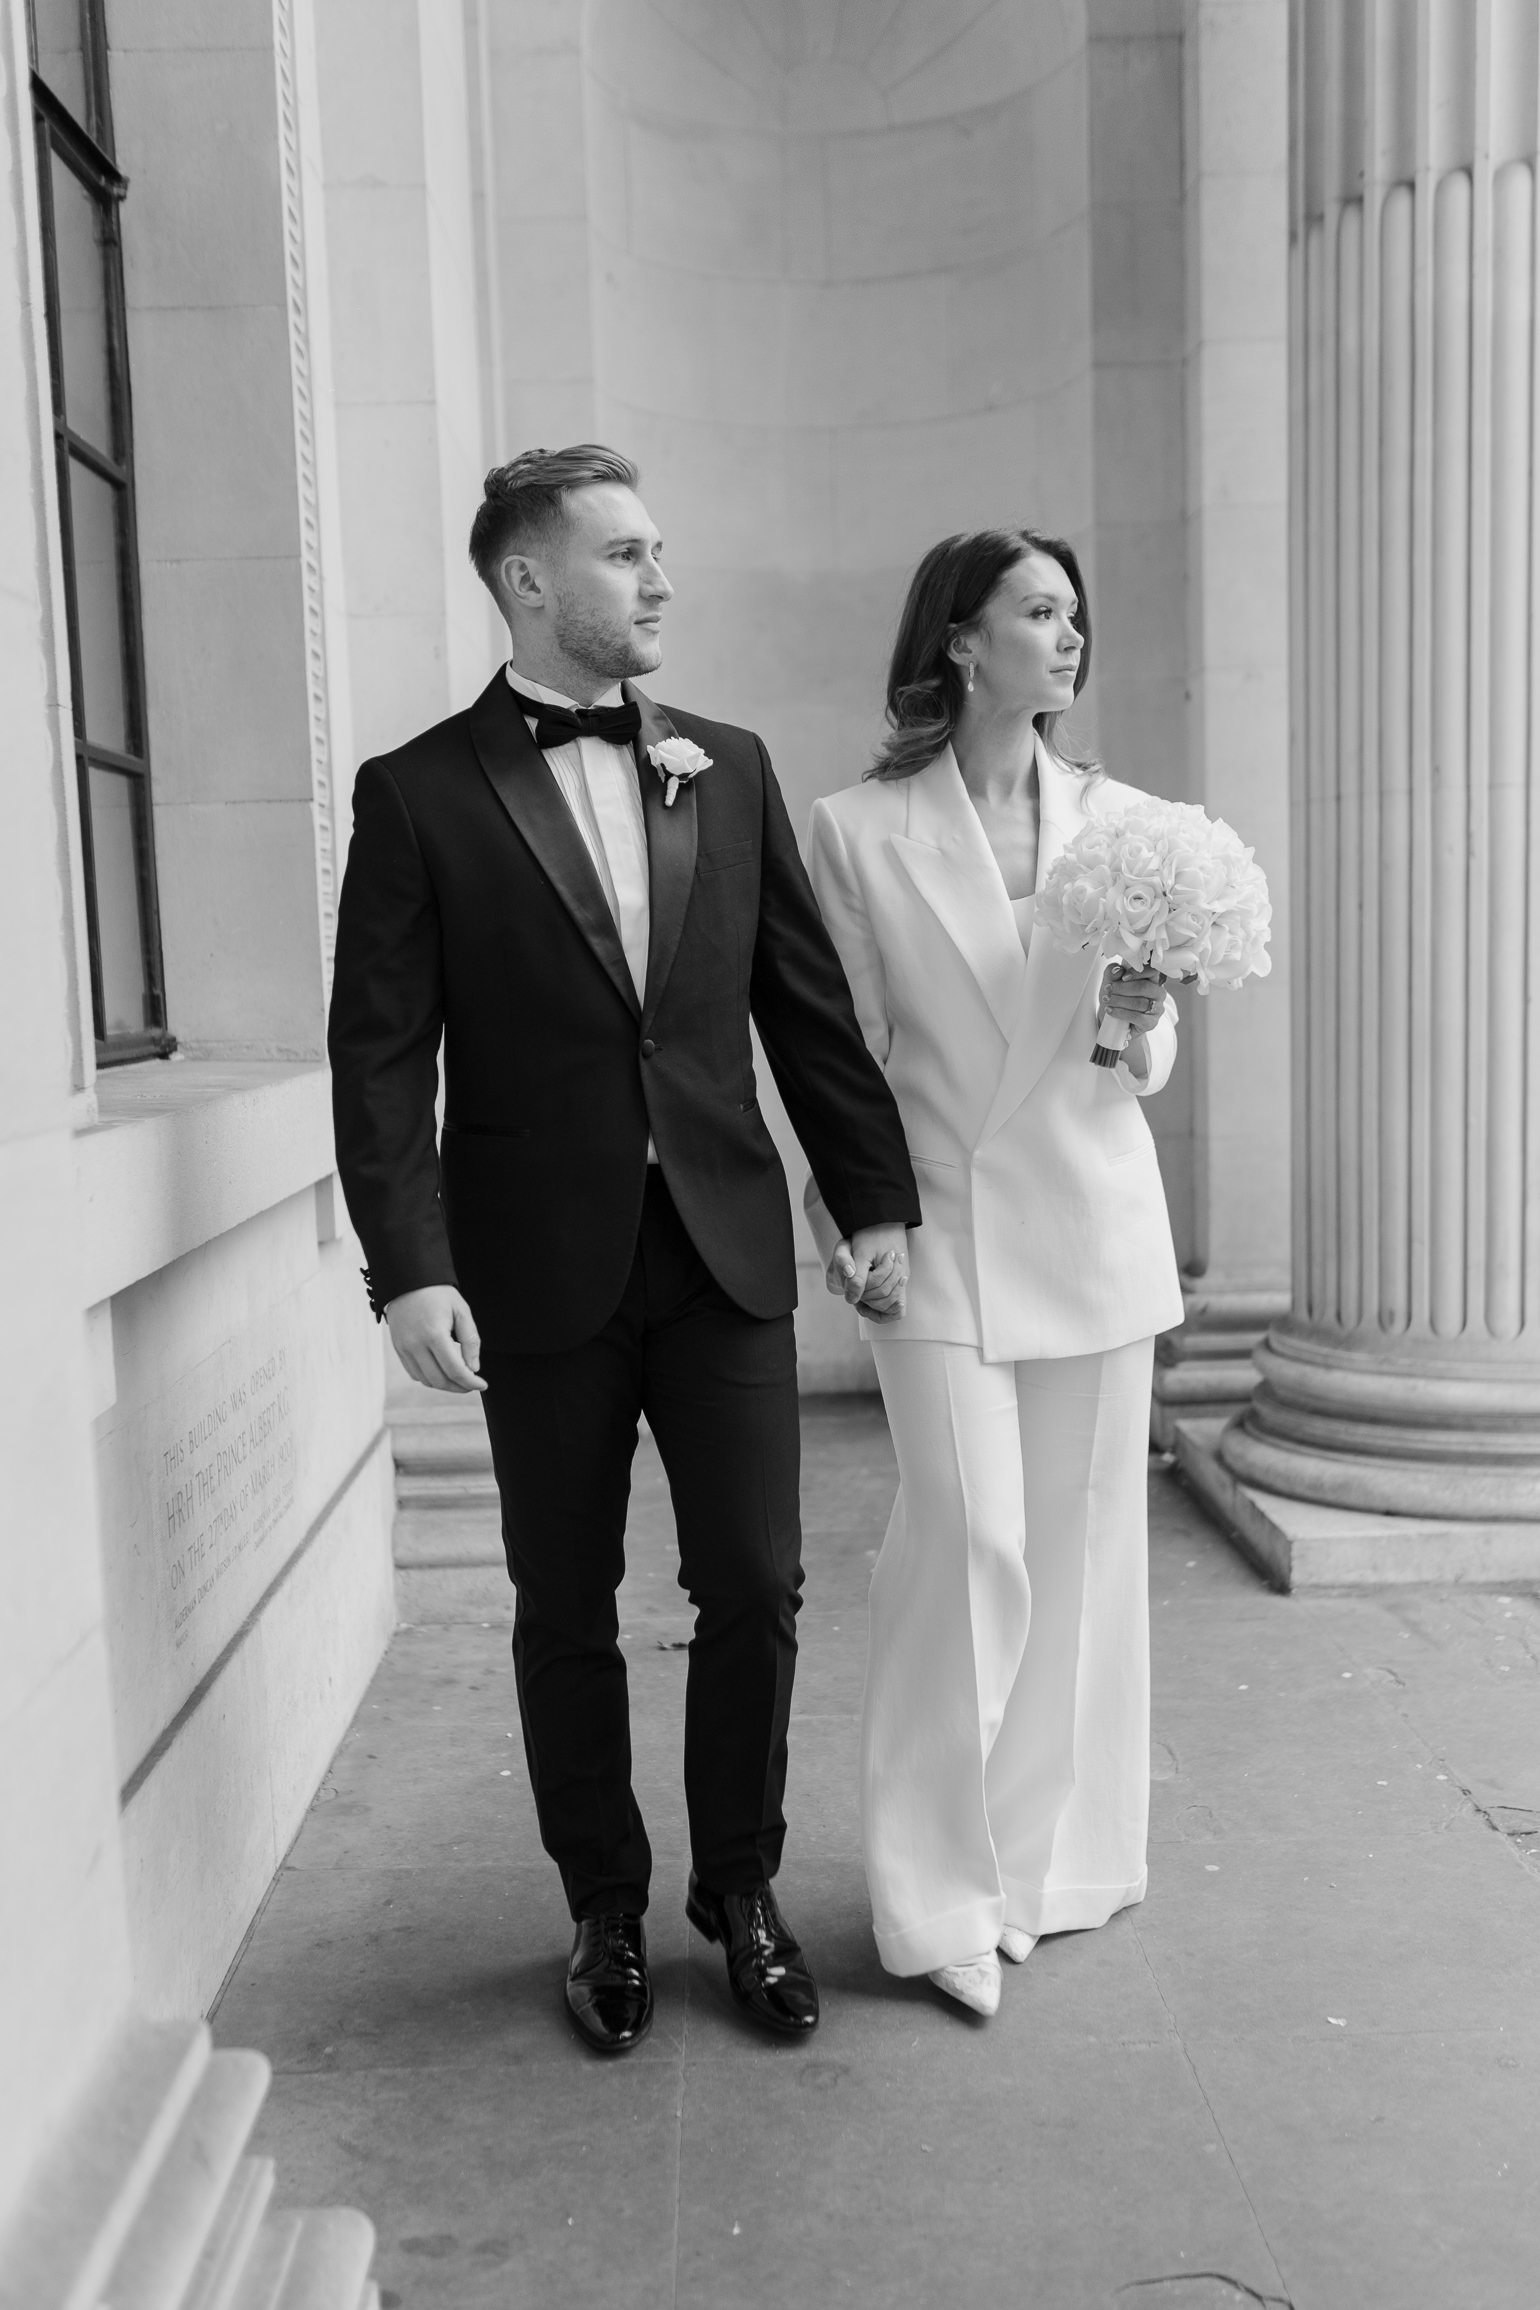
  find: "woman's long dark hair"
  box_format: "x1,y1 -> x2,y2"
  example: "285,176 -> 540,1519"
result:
868,527 -> 1098,782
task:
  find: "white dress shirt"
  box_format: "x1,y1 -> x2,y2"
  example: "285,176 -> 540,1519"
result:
508,665 -> 651,1001
508,665 -> 658,1160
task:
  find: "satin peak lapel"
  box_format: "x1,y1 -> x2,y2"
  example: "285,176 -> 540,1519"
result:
468,672 -> 640,1020
888,751 -> 1024,1040
979,742 -> 1101,1143
631,685 -> 697,1022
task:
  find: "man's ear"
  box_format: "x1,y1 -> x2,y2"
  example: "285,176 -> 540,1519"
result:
499,550 -> 545,610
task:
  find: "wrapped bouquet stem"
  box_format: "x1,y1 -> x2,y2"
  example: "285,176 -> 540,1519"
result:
1036,796 -> 1273,1067
1090,961 -> 1164,1068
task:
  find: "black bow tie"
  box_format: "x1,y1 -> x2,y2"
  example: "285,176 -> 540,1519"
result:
509,684 -> 641,753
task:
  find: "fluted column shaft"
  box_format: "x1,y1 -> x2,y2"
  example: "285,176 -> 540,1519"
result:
1225,0 -> 1540,1518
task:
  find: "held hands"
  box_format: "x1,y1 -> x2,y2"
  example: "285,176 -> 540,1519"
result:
386,1284 -> 488,1393
1097,964 -> 1166,1082
825,1222 -> 910,1325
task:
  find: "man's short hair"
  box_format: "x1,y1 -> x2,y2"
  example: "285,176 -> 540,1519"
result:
468,444 -> 641,594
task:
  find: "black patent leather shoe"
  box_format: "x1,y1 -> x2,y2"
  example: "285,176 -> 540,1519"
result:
565,1912 -> 653,2055
685,1872 -> 820,2036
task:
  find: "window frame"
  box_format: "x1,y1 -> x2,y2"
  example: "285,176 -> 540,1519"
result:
30,6 -> 173,1065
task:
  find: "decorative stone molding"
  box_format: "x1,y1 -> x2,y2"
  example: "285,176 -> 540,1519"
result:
1226,1325 -> 1540,1517
273,0 -> 338,981
0,2017 -> 377,2310
1215,0 -> 1540,1536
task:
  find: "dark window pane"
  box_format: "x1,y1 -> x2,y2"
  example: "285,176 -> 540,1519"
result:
87,764 -> 152,1035
31,0 -> 88,126
49,147 -> 113,452
67,455 -> 130,754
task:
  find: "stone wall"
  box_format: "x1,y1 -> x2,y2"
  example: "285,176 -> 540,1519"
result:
556,0 -> 1242,1378
0,6 -> 135,2224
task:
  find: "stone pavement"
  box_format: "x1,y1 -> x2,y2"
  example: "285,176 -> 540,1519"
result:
213,1399 -> 1540,2310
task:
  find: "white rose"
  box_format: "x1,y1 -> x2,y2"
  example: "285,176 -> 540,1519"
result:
647,736 -> 713,806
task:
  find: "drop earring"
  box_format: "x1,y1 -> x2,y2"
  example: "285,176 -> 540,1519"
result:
965,661 -> 975,694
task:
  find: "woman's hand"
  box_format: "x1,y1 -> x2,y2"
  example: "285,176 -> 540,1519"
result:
826,1227 -> 909,1324
1098,965 -> 1165,1081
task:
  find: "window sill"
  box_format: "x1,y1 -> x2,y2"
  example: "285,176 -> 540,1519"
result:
75,1059 -> 336,1306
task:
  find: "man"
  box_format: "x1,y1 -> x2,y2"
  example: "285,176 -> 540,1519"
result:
329,444 -> 919,2054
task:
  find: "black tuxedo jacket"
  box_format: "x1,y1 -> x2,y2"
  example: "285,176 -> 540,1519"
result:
327,671 -> 920,1353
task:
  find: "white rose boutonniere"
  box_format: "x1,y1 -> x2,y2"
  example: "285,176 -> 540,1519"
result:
647,735 -> 712,808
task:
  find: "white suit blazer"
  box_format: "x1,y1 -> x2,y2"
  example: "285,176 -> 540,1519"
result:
805,741 -> 1184,1363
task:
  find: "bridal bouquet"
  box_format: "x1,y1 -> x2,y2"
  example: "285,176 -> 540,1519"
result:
1036,795 -> 1272,1067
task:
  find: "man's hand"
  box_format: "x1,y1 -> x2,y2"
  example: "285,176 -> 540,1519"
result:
386,1284 -> 488,1393
826,1222 -> 909,1325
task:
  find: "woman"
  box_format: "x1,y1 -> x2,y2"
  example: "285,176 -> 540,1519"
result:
804,529 -> 1183,2016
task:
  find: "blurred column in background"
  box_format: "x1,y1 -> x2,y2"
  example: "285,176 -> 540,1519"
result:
1194,0 -> 1540,1585
576,0 -> 1197,1385
314,0 -> 503,775
1151,0 -> 1293,1444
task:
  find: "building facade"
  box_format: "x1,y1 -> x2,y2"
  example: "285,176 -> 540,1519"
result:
2,0 -> 1300,2285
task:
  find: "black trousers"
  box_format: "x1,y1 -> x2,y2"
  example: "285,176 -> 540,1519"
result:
478,1169 -> 803,1919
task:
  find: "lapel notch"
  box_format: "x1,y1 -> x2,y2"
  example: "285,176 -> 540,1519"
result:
887,748 -> 1024,1040
468,672 -> 641,1020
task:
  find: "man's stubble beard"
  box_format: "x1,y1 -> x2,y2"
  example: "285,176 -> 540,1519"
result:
552,581 -> 663,686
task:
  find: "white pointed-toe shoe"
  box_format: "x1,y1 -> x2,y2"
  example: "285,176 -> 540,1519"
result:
997,1925 -> 1037,1963
927,1951 -> 1002,2016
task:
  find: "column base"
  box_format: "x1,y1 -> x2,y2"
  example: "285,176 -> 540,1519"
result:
1150,1282 -> 1290,1450
1228,1321 -> 1540,1518
1173,1416 -> 1540,1591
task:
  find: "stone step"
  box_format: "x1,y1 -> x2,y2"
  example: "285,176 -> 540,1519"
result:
396,1562 -> 515,1625
226,2212 -> 302,2310
1156,1328 -> 1269,1367
0,2015 -> 208,2310
391,1395 -> 495,1518
186,2157 -> 274,2310
392,1420 -> 494,1476
393,1505 -> 503,1567
264,2210 -> 375,2310
396,1467 -> 499,1509
0,2017 -> 377,2310
1154,1359 -> 1263,1406
104,2051 -> 270,2310
387,1394 -> 663,1619
390,1400 -> 651,1482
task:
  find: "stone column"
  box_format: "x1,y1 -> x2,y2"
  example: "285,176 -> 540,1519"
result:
1152,0 -> 1293,1445
1218,0 -> 1540,1558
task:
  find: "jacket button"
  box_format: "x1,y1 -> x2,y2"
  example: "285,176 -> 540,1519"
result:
641,1038 -> 656,1057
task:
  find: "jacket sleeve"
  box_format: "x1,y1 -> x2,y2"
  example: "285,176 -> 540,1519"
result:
749,743 -> 920,1240
327,760 -> 458,1314
804,797 -> 892,1065
1116,990 -> 1179,1097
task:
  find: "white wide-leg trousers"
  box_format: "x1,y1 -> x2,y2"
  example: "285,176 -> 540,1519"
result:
862,1333 -> 1154,1976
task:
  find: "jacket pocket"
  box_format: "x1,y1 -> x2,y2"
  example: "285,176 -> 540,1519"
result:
697,838 -> 755,875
